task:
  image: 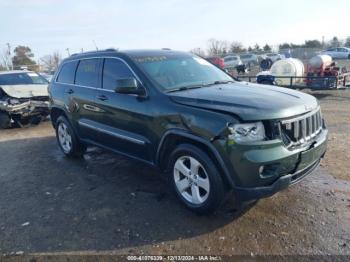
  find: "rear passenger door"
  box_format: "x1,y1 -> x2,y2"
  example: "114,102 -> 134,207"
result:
93,58 -> 151,161
71,58 -> 102,141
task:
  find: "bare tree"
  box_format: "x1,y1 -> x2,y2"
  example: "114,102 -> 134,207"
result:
345,37 -> 350,48
328,36 -> 343,48
207,38 -> 229,56
40,51 -> 61,71
190,48 -> 206,57
0,48 -> 12,70
229,41 -> 246,53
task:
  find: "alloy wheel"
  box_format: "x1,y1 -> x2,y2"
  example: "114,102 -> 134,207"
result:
173,156 -> 210,205
57,122 -> 72,153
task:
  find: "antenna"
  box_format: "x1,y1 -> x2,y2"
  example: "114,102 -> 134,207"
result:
93,40 -> 98,51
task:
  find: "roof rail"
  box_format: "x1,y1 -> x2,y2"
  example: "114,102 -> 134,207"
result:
70,48 -> 118,57
105,48 -> 118,52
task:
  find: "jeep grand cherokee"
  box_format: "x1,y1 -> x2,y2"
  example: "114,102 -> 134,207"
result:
48,49 -> 328,214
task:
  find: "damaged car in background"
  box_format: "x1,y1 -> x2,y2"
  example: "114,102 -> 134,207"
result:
0,71 -> 50,128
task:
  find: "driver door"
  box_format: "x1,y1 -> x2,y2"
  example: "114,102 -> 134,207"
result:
93,58 -> 152,161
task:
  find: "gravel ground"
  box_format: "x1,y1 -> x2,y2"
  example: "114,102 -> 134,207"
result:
0,90 -> 349,257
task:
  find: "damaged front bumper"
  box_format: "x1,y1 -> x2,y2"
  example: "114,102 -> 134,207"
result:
213,125 -> 328,202
0,99 -> 50,118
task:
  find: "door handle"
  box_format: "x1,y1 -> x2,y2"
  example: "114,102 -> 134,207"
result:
66,89 -> 74,94
97,95 -> 108,101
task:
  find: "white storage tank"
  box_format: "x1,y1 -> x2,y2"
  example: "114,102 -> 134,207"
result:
270,58 -> 305,86
308,55 -> 332,69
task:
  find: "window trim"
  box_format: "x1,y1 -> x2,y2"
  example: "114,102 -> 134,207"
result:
55,56 -> 143,88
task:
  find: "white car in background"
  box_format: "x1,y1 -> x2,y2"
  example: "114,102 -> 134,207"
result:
223,55 -> 242,69
320,47 -> 350,59
265,53 -> 285,62
0,70 -> 50,128
239,53 -> 259,65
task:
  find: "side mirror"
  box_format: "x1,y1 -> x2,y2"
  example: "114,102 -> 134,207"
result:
114,78 -> 145,96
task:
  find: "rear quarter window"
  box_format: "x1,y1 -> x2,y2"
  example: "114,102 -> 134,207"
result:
56,61 -> 78,84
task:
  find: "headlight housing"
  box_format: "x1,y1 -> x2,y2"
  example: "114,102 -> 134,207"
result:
228,122 -> 265,143
8,98 -> 20,105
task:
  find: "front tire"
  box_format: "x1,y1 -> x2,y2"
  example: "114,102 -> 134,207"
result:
168,144 -> 226,215
55,116 -> 86,157
0,111 -> 10,129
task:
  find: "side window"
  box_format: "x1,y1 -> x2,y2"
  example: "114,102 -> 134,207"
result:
102,58 -> 134,90
56,61 -> 78,84
75,59 -> 100,87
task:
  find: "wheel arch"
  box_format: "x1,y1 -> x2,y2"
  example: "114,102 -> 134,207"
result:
50,106 -> 68,128
156,129 -> 235,188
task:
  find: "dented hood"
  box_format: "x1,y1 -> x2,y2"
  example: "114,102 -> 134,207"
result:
0,84 -> 48,98
169,82 -> 319,121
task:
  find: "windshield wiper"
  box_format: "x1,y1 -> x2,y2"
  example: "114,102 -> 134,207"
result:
206,80 -> 235,85
166,80 -> 234,93
166,85 -> 204,93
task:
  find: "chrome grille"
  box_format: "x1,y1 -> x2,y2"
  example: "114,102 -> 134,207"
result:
281,108 -> 323,148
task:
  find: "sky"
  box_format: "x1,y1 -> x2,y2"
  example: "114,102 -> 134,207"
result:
1,0 -> 349,60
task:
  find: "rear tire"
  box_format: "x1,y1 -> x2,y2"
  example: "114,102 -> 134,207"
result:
168,144 -> 226,215
55,116 -> 86,157
0,111 -> 10,129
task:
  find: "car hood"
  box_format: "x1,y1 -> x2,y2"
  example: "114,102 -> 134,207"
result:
0,84 -> 49,98
169,82 -> 318,121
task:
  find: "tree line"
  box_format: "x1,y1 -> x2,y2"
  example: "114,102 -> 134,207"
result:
192,36 -> 350,57
0,45 -> 61,71
1,35 -> 350,71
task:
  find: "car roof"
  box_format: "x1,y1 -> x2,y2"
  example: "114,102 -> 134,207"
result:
63,48 -> 192,62
0,70 -> 33,75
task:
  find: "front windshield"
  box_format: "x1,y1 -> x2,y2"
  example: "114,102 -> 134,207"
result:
133,54 -> 233,91
0,72 -> 49,85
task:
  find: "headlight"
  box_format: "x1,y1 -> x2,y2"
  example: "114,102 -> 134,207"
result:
228,122 -> 265,142
8,98 -> 20,105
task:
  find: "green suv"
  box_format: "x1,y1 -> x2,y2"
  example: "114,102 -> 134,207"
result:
48,49 -> 328,214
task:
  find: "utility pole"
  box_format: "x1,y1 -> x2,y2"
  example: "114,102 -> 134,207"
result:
6,43 -> 13,70
322,36 -> 325,49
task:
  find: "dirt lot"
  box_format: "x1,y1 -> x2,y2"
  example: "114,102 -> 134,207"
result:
0,90 -> 350,257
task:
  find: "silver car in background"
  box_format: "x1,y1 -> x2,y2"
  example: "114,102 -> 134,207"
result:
223,55 -> 243,69
239,53 -> 259,65
265,53 -> 285,62
320,47 -> 350,59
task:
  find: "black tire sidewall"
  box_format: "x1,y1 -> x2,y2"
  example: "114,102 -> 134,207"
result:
168,144 -> 225,214
0,111 -> 10,129
55,116 -> 85,157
